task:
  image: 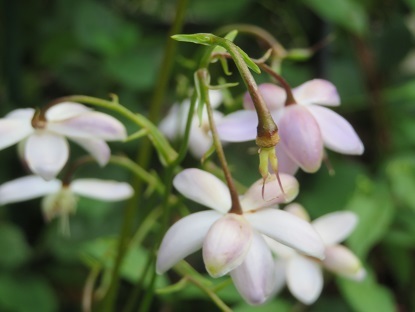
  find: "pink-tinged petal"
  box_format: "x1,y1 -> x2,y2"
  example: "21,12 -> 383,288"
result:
284,203 -> 310,222
216,110 -> 257,142
0,119 -> 33,150
70,179 -> 133,201
0,175 -> 60,205
323,245 -> 366,281
173,168 -> 231,213
5,108 -> 35,120
275,144 -> 299,175
230,232 -> 275,305
245,208 -> 325,259
292,79 -> 340,107
45,102 -> 92,121
306,105 -> 364,155
25,132 -> 69,180
47,112 -> 127,141
312,211 -> 358,245
244,83 -> 286,111
69,137 -> 110,166
287,256 -> 323,304
279,105 -> 323,173
203,214 -> 253,277
240,174 -> 299,211
156,210 -> 221,274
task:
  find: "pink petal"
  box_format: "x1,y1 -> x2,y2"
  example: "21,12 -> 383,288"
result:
70,179 -> 133,201
243,83 -> 286,111
45,102 -> 92,121
292,79 -> 340,107
216,110 -> 258,142
306,105 -> 364,155
279,105 -> 323,173
323,245 -> 366,281
312,211 -> 358,245
275,144 -> 299,175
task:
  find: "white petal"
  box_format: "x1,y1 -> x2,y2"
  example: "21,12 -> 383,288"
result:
69,137 -> 110,166
284,203 -> 310,221
159,102 -> 190,140
0,119 -> 33,150
216,110 -> 258,142
173,168 -> 231,213
208,89 -> 223,109
275,144 -> 299,175
245,208 -> 325,259
287,256 -> 323,304
45,102 -> 92,121
0,175 -> 61,205
312,211 -> 358,245
264,235 -> 296,258
323,245 -> 366,281
25,132 -> 69,180
307,105 -> 364,155
293,79 -> 340,107
5,108 -> 35,120
156,210 -> 221,274
203,214 -> 253,277
47,112 -> 127,141
244,83 -> 286,111
188,123 -> 213,158
272,259 -> 287,296
70,179 -> 133,201
230,232 -> 275,305
240,174 -> 299,211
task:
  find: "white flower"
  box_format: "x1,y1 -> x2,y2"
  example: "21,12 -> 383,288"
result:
0,102 -> 127,180
159,90 -> 223,158
267,203 -> 366,304
156,169 -> 325,305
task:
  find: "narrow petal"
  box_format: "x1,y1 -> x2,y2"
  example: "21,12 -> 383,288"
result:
47,112 -> 127,141
156,210 -> 221,274
287,256 -> 323,304
244,83 -> 286,111
245,208 -> 325,259
25,132 -> 69,180
306,105 -> 364,155
275,144 -> 299,175
70,179 -> 133,201
279,105 -> 323,173
323,245 -> 366,281
0,119 -> 33,150
5,108 -> 35,120
230,232 -> 275,305
69,137 -> 110,166
240,174 -> 299,212
0,175 -> 60,205
312,211 -> 358,245
216,110 -> 257,142
293,79 -> 340,107
173,168 -> 231,213
45,102 -> 92,121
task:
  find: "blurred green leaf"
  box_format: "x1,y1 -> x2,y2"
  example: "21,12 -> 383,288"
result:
0,223 -> 31,269
232,299 -> 291,312
188,0 -> 253,22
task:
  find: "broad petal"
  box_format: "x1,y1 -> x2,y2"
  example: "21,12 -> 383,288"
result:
245,208 -> 325,259
279,105 -> 323,173
0,175 -> 60,205
216,110 -> 257,142
293,79 -> 340,107
156,210 -> 221,274
244,83 -> 286,111
47,112 -> 127,141
287,256 -> 323,304
0,119 -> 33,150
307,105 -> 364,155
173,168 -> 231,213
69,137 -> 110,166
45,102 -> 92,121
70,179 -> 133,201
312,211 -> 358,245
25,132 -> 69,180
240,174 -> 299,211
275,144 -> 299,175
323,245 -> 366,281
5,108 -> 35,120
230,232 -> 275,305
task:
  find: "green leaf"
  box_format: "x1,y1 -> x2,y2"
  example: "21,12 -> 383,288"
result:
0,223 -> 31,269
236,46 -> 261,74
233,299 -> 291,312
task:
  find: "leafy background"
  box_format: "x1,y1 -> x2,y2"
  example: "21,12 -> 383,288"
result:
1,0 -> 415,311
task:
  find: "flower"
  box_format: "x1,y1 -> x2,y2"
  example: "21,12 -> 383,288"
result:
156,168 -> 325,305
267,203 -> 366,304
217,79 -> 364,174
0,175 -> 133,234
159,90 -> 223,158
0,102 -> 127,180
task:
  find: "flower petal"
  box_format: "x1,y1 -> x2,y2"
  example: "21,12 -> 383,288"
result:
323,245 -> 366,281
5,108 -> 35,120
47,112 -> 127,141
216,110 -> 258,142
245,208 -> 325,259
45,102 -> 92,121
188,122 -> 213,158
279,105 -> 323,173
0,119 -> 33,150
25,132 -> 69,180
287,256 -> 323,304
0,175 -> 61,205
209,89 -> 223,109
70,179 -> 133,201
312,211 -> 358,245
284,203 -> 310,221
173,168 -> 231,213
159,102 -> 190,140
264,236 -> 296,258
293,79 -> 340,107
240,173 -> 299,211
244,83 -> 286,111
69,137 -> 110,166
275,144 -> 299,175
306,105 -> 364,155
156,210 -> 221,274
230,232 -> 275,305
